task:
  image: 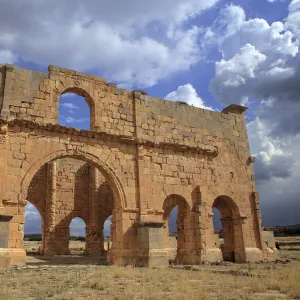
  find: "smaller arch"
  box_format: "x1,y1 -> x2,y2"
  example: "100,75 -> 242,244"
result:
213,195 -> 240,218
60,87 -> 95,129
20,150 -> 127,210
163,194 -> 190,220
61,87 -> 95,110
24,201 -> 44,255
103,215 -> 112,252
162,194 -> 190,264
68,215 -> 88,228
212,195 -> 245,262
69,216 -> 87,255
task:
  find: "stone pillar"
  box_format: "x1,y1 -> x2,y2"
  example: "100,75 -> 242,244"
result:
231,217 -> 248,262
137,222 -> 168,268
196,204 -> 223,262
250,192 -> 275,261
221,217 -> 236,261
0,215 -> 13,268
55,224 -> 70,255
132,91 -> 148,222
0,65 -> 14,118
86,166 -> 102,255
44,161 -> 57,255
176,212 -> 200,265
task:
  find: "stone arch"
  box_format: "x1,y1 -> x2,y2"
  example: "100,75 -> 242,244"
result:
68,216 -> 87,255
67,214 -> 88,226
162,194 -> 190,263
60,87 -> 95,129
20,149 -> 127,210
213,195 -> 240,218
212,195 -> 245,262
24,200 -> 45,255
163,194 -> 190,220
20,149 -> 126,258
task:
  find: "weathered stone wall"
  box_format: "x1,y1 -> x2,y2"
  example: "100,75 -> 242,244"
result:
0,65 -> 134,135
27,164 -> 47,215
0,216 -> 12,248
0,64 -> 275,267
55,158 -> 90,224
0,65 -> 6,111
0,65 -> 48,121
24,156 -> 116,255
262,231 -> 276,248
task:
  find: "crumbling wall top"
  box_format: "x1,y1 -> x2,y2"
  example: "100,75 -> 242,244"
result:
48,65 -> 107,84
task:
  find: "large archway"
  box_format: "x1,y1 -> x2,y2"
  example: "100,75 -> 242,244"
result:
24,202 -> 43,256
25,164 -> 48,256
20,150 -> 126,263
212,195 -> 245,262
69,217 -> 87,255
163,194 -> 190,263
20,150 -> 126,210
58,91 -> 90,130
59,87 -> 96,129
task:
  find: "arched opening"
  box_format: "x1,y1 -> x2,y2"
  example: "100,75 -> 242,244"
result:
167,206 -> 178,260
58,88 -> 93,130
212,196 -> 245,262
69,217 -> 86,255
212,207 -> 222,247
163,195 -> 190,263
97,180 -> 114,256
21,152 -> 124,264
25,163 -> 47,256
104,215 -> 112,252
24,202 -> 43,255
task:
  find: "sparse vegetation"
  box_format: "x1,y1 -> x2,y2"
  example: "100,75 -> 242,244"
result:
2,239 -> 299,300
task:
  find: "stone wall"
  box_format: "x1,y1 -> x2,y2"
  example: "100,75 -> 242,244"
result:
0,64 -> 276,267
0,65 -> 6,111
24,157 -> 115,255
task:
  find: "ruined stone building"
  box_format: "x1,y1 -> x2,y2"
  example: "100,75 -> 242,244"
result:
0,64 -> 278,268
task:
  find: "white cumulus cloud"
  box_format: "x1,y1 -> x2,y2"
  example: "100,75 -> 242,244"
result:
205,4 -> 300,225
0,49 -> 17,64
165,83 -> 213,110
0,0 -> 218,88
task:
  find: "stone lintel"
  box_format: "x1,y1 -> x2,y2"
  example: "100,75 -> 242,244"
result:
133,90 -> 148,96
107,82 -> 117,87
5,64 -> 15,72
48,65 -> 107,83
222,104 -> 248,114
137,221 -> 165,228
2,199 -> 26,207
0,215 -> 13,222
0,118 -> 219,157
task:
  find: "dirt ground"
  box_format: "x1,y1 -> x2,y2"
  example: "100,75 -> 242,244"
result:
24,241 -> 111,255
1,240 -> 300,300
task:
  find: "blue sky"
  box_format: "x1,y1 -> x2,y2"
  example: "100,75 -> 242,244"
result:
2,0 -> 299,235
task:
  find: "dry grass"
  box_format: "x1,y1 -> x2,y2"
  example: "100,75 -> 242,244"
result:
1,241 -> 299,300
24,241 -> 110,255
1,261 -> 299,299
276,236 -> 300,251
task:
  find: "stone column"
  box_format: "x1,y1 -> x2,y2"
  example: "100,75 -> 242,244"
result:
221,217 -> 236,261
0,65 -> 14,118
132,91 -> 148,221
195,202 -> 223,263
137,222 -> 168,267
44,161 -> 57,255
232,216 -> 254,262
176,211 -> 200,265
55,224 -> 70,255
86,166 -> 102,254
251,192 -> 265,251
0,215 -> 14,268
